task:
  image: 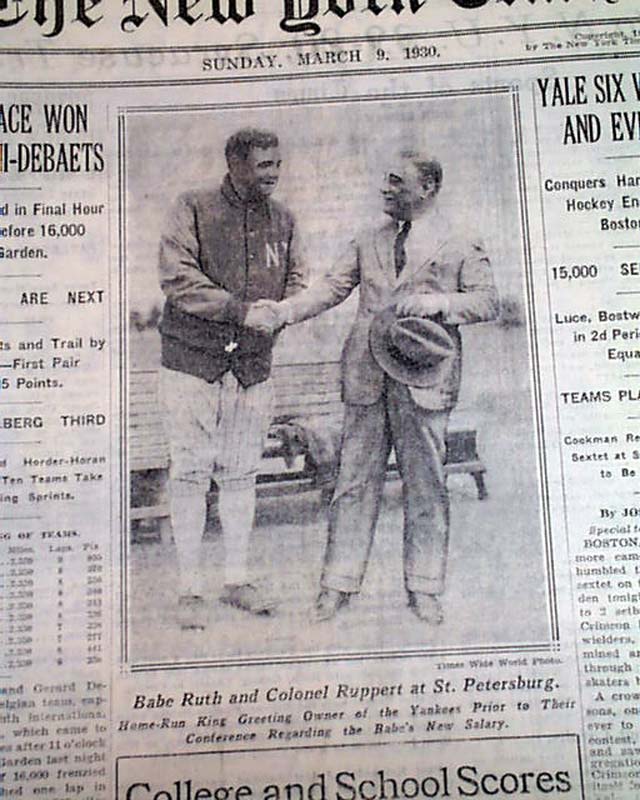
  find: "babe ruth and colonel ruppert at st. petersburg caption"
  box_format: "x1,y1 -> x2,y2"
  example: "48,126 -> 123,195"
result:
157,127 -> 498,631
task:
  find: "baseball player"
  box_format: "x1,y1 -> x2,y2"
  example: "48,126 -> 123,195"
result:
158,128 -> 306,629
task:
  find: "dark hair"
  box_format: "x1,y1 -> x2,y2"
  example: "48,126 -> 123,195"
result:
400,149 -> 443,194
225,128 -> 279,164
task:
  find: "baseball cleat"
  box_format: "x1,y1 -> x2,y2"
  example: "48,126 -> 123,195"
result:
219,583 -> 277,616
177,594 -> 207,630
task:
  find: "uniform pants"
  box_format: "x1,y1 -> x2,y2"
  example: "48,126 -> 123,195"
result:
161,367 -> 274,490
160,367 -> 274,594
322,378 -> 450,596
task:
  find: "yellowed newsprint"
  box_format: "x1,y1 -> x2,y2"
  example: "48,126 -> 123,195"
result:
1,2 -> 640,799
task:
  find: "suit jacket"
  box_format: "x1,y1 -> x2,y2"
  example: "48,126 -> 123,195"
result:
287,209 -> 499,409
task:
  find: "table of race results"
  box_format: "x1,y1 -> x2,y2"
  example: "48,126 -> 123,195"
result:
0,540 -> 105,672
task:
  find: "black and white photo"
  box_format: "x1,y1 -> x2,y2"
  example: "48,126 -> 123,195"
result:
123,92 -> 552,666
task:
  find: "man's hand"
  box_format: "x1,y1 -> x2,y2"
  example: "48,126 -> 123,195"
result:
396,294 -> 448,319
244,300 -> 287,334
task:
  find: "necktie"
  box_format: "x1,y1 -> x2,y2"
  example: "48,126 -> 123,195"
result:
394,220 -> 412,277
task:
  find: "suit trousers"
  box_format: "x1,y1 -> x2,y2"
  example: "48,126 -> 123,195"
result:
322,378 -> 450,596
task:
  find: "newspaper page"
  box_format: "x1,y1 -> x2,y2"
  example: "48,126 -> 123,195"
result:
1,2 -> 639,799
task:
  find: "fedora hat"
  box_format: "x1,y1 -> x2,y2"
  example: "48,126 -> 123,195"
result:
369,307 -> 456,388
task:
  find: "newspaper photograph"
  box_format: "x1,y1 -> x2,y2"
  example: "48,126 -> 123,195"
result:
0,2 -> 639,799
123,91 -> 550,665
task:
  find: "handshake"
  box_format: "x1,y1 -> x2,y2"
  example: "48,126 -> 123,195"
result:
244,299 -> 290,335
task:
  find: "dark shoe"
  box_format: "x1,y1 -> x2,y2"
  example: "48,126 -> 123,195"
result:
177,594 -> 207,630
219,583 -> 276,616
313,588 -> 350,622
408,592 -> 444,625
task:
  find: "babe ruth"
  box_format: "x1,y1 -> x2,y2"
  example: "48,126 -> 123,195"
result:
158,128 -> 306,628
256,148 -> 498,624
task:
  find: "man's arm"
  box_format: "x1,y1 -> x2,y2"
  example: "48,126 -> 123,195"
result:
397,239 -> 499,324
237,214 -> 310,332
283,222 -> 308,299
279,238 -> 361,325
444,240 -> 499,325
158,193 -> 249,324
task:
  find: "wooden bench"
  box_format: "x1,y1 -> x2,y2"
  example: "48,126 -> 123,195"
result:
129,363 -> 487,541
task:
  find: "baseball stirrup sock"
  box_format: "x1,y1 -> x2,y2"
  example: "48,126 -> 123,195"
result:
170,483 -> 207,596
218,485 -> 255,585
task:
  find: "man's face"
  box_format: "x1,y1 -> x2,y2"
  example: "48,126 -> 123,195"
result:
381,157 -> 430,221
229,146 -> 282,199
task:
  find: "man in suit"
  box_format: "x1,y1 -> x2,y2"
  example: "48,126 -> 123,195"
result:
256,148 -> 498,624
158,128 -> 306,628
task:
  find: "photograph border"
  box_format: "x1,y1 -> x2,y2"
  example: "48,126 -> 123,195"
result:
117,85 -> 559,672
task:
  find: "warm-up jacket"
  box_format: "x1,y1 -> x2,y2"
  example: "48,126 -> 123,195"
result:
158,174 -> 306,387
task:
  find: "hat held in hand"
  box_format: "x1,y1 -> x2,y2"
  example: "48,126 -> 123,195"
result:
369,306 -> 455,388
